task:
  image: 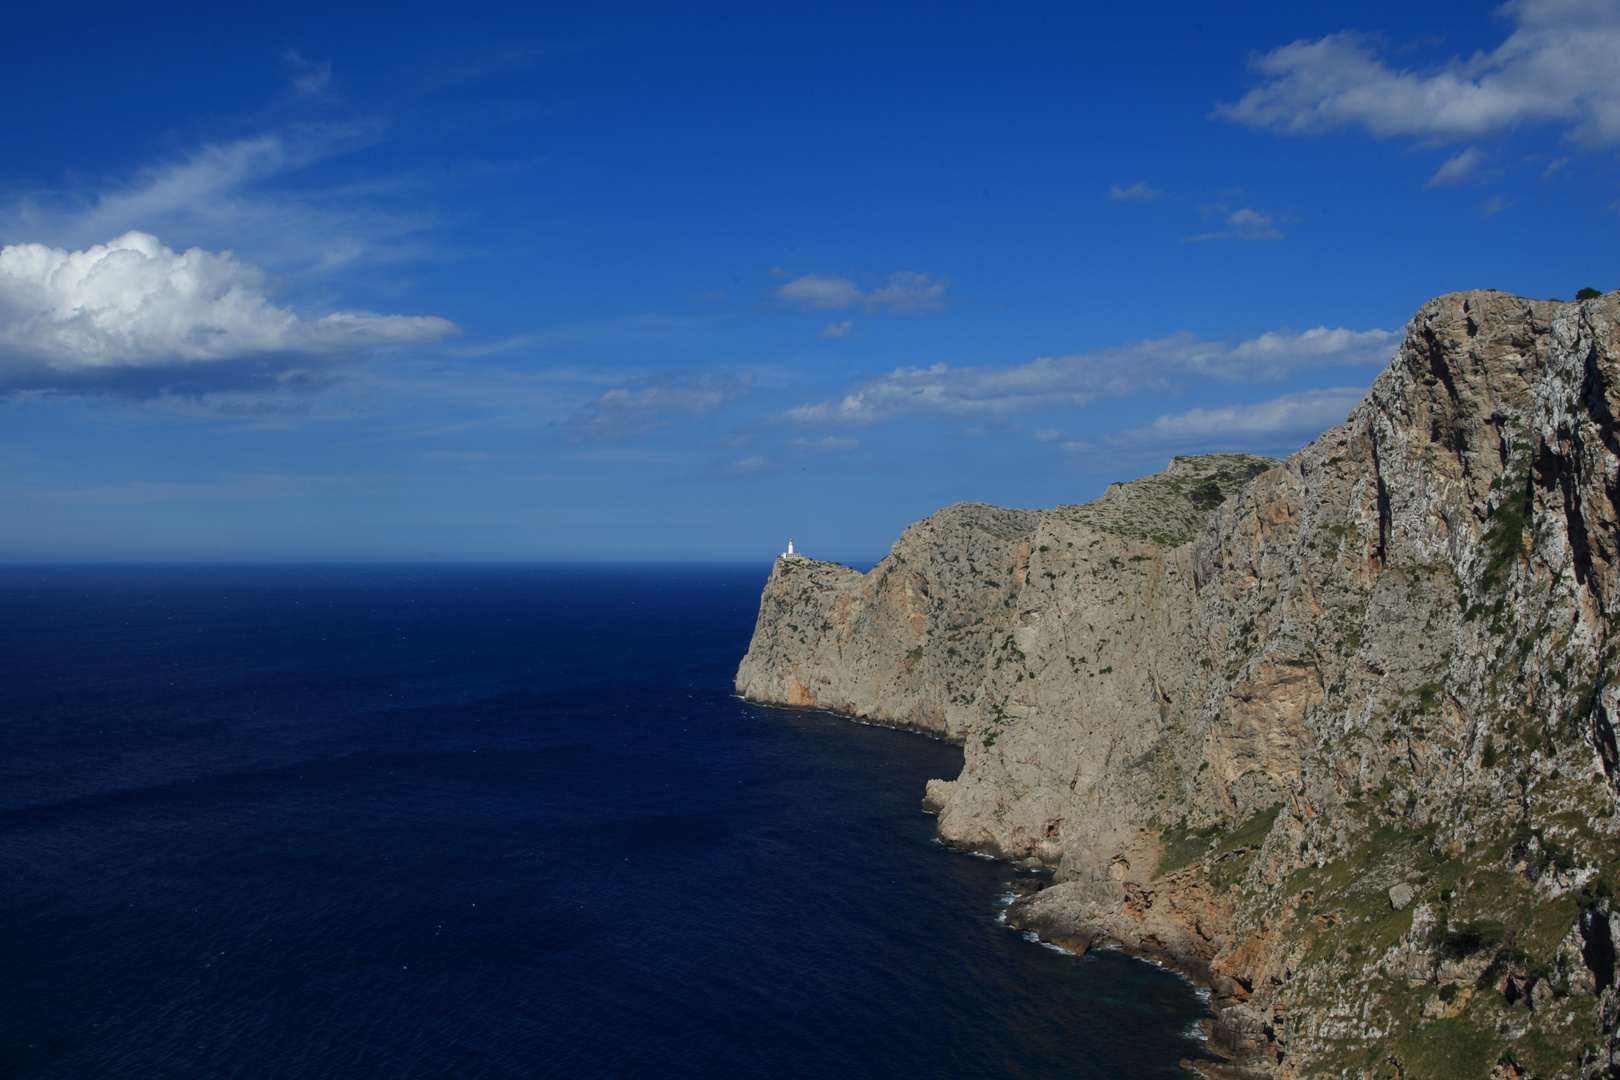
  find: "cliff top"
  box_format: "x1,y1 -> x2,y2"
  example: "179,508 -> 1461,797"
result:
907,453 -> 1282,555
1058,452 -> 1280,545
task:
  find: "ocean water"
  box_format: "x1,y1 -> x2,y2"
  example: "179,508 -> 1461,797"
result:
0,565 -> 1211,1079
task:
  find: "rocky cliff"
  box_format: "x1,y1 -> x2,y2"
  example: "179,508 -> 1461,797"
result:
736,289 -> 1620,1079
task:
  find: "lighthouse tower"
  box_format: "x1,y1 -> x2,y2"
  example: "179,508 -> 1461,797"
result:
782,539 -> 803,559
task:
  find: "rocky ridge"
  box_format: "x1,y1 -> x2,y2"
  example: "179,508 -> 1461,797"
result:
736,289 -> 1620,1079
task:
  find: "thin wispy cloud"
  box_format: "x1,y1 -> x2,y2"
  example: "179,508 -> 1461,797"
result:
562,370 -> 752,441
1184,205 -> 1285,242
820,320 -> 857,339
0,232 -> 457,392
1428,146 -> 1486,186
447,313 -> 712,359
776,271 -> 949,314
1109,182 -> 1167,201
866,272 -> 948,313
10,473 -> 310,507
782,326 -> 1396,426
280,50 -> 335,103
1216,0 -> 1620,147
1,122 -> 432,276
416,37 -> 604,92
790,435 -> 858,452
1112,387 -> 1367,446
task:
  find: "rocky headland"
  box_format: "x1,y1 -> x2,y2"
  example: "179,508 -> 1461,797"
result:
736,289 -> 1620,1079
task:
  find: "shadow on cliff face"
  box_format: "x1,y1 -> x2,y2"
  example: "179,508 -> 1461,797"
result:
736,289 -> 1620,1078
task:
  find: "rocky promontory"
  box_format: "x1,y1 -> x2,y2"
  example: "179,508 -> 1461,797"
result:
737,289 -> 1620,1079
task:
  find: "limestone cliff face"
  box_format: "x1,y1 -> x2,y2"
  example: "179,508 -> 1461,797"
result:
738,288 -> 1620,1079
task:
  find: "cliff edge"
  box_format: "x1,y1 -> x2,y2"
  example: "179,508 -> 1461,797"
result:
737,288 -> 1620,1079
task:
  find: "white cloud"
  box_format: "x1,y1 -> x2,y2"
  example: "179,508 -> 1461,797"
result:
1228,208 -> 1275,231
732,454 -> 769,472
1216,0 -> 1620,147
1034,428 -> 1062,441
790,435 -> 858,451
1184,205 -> 1285,242
865,271 -> 948,313
2,125 -> 432,276
447,313 -> 707,359
782,326 -> 1396,426
1116,387 -> 1367,445
820,320 -> 857,339
0,232 -> 457,389
563,370 -> 752,441
776,271 -> 949,314
281,50 -> 334,102
1109,182 -> 1167,201
776,273 -> 864,310
1222,325 -> 1397,379
1428,146 -> 1485,186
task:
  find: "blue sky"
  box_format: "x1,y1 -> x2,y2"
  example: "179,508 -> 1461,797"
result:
2,0 -> 1617,561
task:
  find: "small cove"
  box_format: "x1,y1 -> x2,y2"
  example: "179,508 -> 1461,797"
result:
0,564 -> 1212,1079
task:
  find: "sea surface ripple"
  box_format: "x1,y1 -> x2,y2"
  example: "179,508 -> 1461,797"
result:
0,565 -> 1211,1079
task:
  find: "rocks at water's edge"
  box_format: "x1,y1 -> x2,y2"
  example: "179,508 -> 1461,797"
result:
736,289 -> 1620,1079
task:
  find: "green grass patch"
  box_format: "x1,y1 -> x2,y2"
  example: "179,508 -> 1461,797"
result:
1155,803 -> 1282,882
1155,821 -> 1223,877
1512,1009 -> 1592,1077
1216,803 -> 1282,855
1479,467 -> 1531,594
1390,1013 -> 1500,1080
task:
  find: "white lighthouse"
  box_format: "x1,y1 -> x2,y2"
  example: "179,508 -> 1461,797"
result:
782,538 -> 803,559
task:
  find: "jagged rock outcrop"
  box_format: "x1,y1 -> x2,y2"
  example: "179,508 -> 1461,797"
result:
737,288 -> 1620,1079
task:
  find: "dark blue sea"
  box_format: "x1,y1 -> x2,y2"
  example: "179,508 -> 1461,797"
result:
0,566 -> 1211,1079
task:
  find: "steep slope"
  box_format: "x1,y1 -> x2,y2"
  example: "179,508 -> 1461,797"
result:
737,288 -> 1620,1079
735,454 -> 1275,748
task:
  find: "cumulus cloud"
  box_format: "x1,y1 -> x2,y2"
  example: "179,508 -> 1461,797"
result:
1215,0 -> 1620,146
1114,387 -> 1368,446
0,232 -> 457,390
782,326 -> 1396,426
1109,182 -> 1167,201
776,271 -> 949,314
562,370 -> 752,441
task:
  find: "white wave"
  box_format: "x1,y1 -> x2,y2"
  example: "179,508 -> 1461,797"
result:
1019,930 -> 1077,955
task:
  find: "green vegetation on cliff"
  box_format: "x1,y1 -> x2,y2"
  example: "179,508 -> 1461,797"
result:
738,289 -> 1620,1079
